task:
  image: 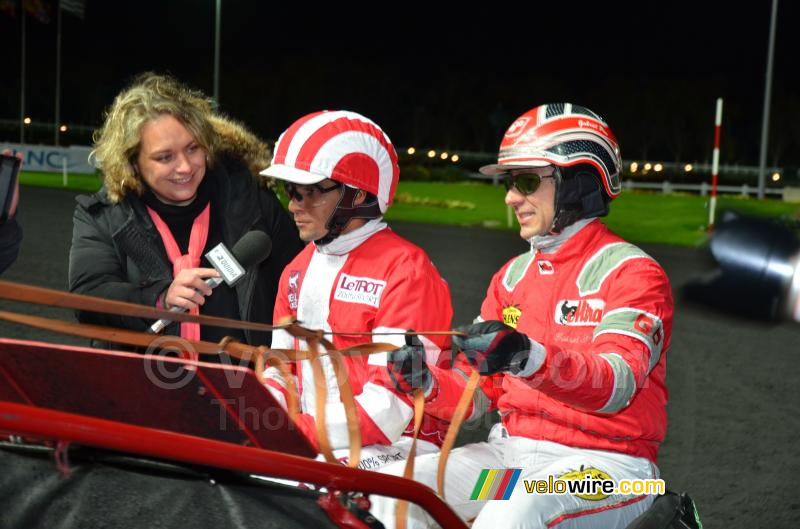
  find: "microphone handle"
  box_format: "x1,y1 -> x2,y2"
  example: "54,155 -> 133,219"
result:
147,276 -> 225,334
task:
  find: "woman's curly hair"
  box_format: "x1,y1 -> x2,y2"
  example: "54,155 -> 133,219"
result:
90,73 -> 226,203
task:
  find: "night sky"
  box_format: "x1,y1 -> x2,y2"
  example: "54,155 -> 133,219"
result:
2,1 -> 799,167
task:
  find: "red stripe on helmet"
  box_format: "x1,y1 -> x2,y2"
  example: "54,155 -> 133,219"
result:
272,110 -> 328,164
295,116 -> 397,179
537,116 -> 615,142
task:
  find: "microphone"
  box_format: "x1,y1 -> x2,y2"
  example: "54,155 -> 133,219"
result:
148,231 -> 272,334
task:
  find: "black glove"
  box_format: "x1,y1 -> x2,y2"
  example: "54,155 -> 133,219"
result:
452,320 -> 536,375
387,333 -> 432,395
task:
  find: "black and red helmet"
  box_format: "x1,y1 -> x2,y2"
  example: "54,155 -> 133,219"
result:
480,103 -> 622,199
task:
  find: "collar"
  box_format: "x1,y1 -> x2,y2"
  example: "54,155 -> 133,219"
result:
314,218 -> 387,256
528,218 -> 595,254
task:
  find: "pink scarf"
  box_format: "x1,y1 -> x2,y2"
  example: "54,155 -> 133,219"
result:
147,203 -> 211,360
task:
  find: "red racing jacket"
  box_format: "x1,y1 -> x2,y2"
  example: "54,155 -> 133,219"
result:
267,226 -> 458,449
479,219 -> 673,462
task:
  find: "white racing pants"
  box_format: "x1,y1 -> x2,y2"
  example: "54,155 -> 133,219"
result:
252,437 -> 440,488
371,424 -> 659,529
329,436 -> 440,471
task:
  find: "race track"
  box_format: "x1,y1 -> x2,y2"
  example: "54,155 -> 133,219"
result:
1,186 -> 798,528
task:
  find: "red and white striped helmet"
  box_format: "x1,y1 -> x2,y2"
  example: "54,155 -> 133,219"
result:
480,103 -> 622,198
260,110 -> 399,213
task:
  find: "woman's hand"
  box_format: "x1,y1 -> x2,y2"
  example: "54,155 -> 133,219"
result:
163,267 -> 220,310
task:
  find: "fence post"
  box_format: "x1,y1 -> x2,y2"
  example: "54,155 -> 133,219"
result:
700,181 -> 708,196
740,184 -> 750,197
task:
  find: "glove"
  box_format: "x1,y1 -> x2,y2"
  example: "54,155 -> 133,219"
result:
387,333 -> 432,395
452,320 -> 544,376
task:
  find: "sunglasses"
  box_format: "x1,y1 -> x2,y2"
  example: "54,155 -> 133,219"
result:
283,180 -> 342,208
502,172 -> 555,195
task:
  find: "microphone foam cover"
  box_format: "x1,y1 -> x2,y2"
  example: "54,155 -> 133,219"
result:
231,231 -> 272,269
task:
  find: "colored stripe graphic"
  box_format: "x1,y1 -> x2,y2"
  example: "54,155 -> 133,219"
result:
485,469 -> 504,499
479,469 -> 498,499
501,469 -> 521,500
470,469 -> 521,500
470,469 -> 490,500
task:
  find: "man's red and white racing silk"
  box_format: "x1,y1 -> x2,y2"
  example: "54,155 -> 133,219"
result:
481,219 -> 673,462
267,221 -> 458,449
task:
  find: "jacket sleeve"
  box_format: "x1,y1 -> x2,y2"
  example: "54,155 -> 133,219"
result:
68,202 -> 170,330
393,258 -> 512,423
0,218 -> 22,275
517,259 -> 673,415
460,262 -> 514,410
421,357 -> 496,422
264,265 -> 299,405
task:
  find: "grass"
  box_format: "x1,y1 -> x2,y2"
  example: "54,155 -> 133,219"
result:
384,182 -> 800,247
23,171 -> 800,247
19,170 -> 103,193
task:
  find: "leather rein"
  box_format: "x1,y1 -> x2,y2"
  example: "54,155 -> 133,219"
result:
0,279 -> 480,520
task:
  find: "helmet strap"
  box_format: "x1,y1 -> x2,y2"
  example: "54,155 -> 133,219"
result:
549,166 -> 565,234
315,186 -> 382,245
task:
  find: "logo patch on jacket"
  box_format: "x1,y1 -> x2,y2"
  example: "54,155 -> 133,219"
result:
537,260 -> 554,275
502,305 -> 522,328
555,299 -> 605,326
334,273 -> 387,308
287,271 -> 300,310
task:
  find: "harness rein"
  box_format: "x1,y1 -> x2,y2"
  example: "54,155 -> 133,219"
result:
0,280 -> 480,522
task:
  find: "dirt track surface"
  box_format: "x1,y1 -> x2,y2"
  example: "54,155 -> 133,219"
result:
2,186 -> 798,528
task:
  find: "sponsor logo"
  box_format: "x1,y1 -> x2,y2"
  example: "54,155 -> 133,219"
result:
577,119 -> 609,137
558,466 -> 613,501
538,260 -> 554,275
555,299 -> 605,326
333,273 -> 387,308
634,313 -> 663,346
205,243 -> 245,286
470,469 -> 522,501
502,305 -> 522,328
505,117 -> 530,138
287,271 -> 300,310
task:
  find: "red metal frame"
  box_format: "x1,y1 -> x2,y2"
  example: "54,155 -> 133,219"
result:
0,402 -> 467,529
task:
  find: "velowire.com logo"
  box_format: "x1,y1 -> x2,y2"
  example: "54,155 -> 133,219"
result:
469,469 -> 522,501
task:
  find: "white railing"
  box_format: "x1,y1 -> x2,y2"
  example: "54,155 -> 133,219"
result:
620,180 -> 784,197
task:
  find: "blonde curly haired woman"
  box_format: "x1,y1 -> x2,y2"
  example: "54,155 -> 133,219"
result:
69,73 -> 303,351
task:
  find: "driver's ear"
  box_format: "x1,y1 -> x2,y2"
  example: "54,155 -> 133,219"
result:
354,189 -> 367,206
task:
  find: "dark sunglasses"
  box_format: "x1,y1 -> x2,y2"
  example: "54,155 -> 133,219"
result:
502,172 -> 555,195
283,180 -> 342,206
